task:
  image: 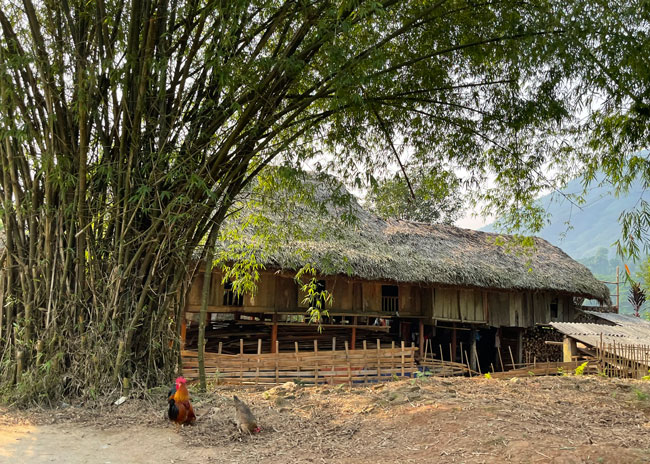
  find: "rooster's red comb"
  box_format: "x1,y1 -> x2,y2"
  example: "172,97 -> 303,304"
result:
175,376 -> 187,385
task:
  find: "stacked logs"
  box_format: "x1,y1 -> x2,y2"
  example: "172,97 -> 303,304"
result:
522,326 -> 563,363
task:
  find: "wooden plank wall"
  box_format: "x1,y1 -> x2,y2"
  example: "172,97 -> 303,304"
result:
185,269 -> 572,329
181,342 -> 418,385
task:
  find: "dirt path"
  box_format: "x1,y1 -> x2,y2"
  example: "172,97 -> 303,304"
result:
1,376 -> 650,463
0,423 -> 216,463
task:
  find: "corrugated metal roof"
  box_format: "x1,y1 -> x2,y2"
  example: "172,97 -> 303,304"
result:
582,311 -> 650,328
550,321 -> 650,347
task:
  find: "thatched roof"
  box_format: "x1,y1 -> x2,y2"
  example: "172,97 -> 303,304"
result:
219,174 -> 611,303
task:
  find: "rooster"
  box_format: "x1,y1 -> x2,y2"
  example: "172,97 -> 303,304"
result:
168,376 -> 196,425
233,395 -> 260,434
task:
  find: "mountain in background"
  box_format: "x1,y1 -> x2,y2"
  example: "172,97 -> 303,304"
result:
482,175 -> 648,314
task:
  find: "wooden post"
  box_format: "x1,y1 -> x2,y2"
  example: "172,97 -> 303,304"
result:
314,340 -> 319,384
418,319 -> 424,361
180,317 -> 187,350
331,337 -> 336,385
363,340 -> 368,385
483,292 -> 489,323
351,316 -> 357,350
470,329 -> 477,372
562,336 -> 577,363
239,339 -> 244,384
376,339 -> 382,379
497,346 -> 504,371
401,341 -> 406,377
465,350 -> 472,377
508,345 -> 516,370
517,329 -> 523,365
295,341 -> 300,380
451,323 -> 457,362
275,340 -> 280,384
271,313 -> 278,353
616,265 -> 620,312
345,341 -> 352,386
256,339 -> 262,386
473,340 -> 481,374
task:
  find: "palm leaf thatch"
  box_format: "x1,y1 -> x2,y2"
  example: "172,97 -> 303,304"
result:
218,172 -> 611,304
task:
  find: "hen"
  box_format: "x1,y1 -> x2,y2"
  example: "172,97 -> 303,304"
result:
234,395 -> 260,434
168,376 -> 196,425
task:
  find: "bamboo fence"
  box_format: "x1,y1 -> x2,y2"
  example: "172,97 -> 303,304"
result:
182,339 -> 418,385
594,341 -> 650,379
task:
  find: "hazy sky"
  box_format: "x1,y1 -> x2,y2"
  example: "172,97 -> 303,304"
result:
455,212 -> 493,230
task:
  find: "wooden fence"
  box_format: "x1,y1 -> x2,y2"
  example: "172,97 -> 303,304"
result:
182,339 -> 418,385
594,342 -> 650,379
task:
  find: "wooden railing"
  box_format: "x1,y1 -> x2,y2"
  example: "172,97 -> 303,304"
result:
381,295 -> 399,313
182,340 -> 417,385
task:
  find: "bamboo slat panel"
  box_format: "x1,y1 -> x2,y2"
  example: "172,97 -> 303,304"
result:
594,342 -> 650,379
181,344 -> 418,385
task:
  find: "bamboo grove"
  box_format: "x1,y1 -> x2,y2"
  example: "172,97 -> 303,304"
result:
0,0 -> 634,401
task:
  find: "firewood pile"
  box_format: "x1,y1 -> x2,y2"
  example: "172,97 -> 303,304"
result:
522,326 -> 562,363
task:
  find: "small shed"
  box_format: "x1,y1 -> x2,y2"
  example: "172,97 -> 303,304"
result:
551,313 -> 650,378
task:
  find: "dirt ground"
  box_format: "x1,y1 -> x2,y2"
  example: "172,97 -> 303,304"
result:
1,376 -> 650,463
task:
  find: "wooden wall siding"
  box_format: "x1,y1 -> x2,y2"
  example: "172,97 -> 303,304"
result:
487,292 -> 509,326
431,289 -> 485,322
509,294 -> 522,327
185,269 -> 579,327
460,289 -> 485,322
275,276 -> 298,310
352,282 -> 363,312
248,272 -> 275,308
399,284 -> 421,315
433,288 -> 457,320
187,272 -> 204,307
362,282 -> 380,312
421,288 -> 433,316
329,277 -> 353,312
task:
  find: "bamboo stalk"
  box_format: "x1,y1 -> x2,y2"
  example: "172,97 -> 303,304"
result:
498,347 -> 504,371
465,350 -> 472,377
401,341 -> 405,377
473,344 -> 481,374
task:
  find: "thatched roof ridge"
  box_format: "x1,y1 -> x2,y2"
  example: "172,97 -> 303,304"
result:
218,172 -> 610,303
262,216 -> 610,302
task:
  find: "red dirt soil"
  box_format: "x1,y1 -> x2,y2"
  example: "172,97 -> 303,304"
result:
1,376 -> 650,463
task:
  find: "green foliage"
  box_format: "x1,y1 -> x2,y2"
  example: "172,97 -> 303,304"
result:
633,388 -> 648,402
574,361 -> 589,376
295,265 -> 333,332
642,370 -> 650,381
484,372 -> 492,379
2,0 -> 650,403
366,168 -> 464,224
627,282 -> 647,318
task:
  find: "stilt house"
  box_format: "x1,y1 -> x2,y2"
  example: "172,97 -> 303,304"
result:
181,177 -> 610,380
